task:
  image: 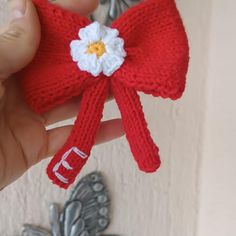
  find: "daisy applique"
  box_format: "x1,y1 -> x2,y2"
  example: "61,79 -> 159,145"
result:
70,21 -> 127,77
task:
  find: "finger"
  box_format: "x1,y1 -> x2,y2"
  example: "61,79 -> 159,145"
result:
42,97 -> 81,126
51,0 -> 99,16
44,119 -> 124,158
42,92 -> 114,126
95,118 -> 124,145
0,0 -> 40,80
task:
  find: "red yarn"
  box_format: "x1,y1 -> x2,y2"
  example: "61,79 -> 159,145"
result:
18,0 -> 189,189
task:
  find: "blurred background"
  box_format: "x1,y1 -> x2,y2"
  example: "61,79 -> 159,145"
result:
0,0 -> 235,235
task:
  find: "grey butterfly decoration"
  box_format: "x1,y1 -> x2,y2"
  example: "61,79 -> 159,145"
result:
21,172 -> 117,236
92,0 -> 140,25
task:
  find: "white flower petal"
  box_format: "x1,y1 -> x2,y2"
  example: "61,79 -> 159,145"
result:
78,28 -> 89,41
102,27 -> 119,43
101,53 -> 125,77
70,40 -> 88,61
78,54 -> 102,77
79,22 -> 103,43
88,54 -> 103,77
106,38 -> 127,57
77,54 -> 90,71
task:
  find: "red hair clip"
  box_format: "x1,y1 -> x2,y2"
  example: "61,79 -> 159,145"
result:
18,0 -> 189,188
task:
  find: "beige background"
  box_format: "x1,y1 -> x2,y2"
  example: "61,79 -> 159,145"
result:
0,0 -> 235,235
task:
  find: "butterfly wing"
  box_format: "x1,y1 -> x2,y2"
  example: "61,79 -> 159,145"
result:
60,172 -> 110,236
49,204 -> 62,236
21,224 -> 51,236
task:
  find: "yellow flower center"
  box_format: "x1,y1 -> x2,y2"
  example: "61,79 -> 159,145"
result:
86,41 -> 106,58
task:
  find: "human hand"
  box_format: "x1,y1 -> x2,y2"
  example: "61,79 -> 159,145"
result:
0,0 -> 123,189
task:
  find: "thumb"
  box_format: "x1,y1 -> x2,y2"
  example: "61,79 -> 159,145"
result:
52,0 -> 99,16
0,0 -> 40,80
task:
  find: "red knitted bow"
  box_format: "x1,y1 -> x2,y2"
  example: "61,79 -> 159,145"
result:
19,0 -> 189,188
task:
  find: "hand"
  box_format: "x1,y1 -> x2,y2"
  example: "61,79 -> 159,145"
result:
0,0 -> 123,189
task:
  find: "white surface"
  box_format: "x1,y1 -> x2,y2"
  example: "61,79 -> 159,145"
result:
0,0 -> 235,236
197,1 -> 236,235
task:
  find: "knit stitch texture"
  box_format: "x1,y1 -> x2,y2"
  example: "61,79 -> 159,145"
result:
18,0 -> 189,189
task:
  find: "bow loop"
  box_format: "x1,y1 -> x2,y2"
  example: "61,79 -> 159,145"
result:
33,0 -> 90,56
112,0 -> 189,100
19,0 -> 94,113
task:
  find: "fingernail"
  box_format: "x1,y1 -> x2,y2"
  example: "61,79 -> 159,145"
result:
9,0 -> 27,21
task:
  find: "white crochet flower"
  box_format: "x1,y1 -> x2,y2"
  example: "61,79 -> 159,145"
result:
70,21 -> 126,77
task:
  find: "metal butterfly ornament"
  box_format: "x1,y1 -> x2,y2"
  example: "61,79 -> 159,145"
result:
21,172 -> 117,236
18,0 -> 189,188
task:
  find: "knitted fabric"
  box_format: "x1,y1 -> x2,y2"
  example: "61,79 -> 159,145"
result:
18,0 -> 189,189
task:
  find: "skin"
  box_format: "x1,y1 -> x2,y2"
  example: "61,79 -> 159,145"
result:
0,0 -> 124,189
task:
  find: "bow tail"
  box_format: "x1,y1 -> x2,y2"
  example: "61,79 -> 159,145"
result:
112,80 -> 161,172
47,79 -> 109,189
